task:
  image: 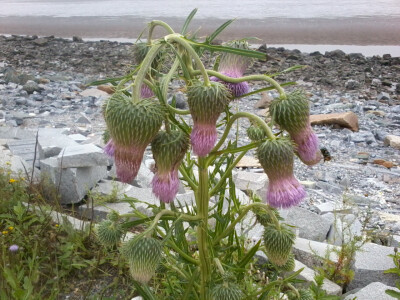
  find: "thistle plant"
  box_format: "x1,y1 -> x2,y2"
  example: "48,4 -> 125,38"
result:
93,10 -> 324,299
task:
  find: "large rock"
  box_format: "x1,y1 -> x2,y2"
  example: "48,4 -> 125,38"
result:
384,135 -> 400,150
57,144 -> 108,168
344,282 -> 399,300
293,237 -> 339,269
349,243 -> 398,290
40,157 -> 107,204
310,112 -> 359,131
280,207 -> 332,242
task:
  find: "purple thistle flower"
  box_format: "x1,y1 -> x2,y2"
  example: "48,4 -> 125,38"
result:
114,144 -> 146,183
267,176 -> 306,209
9,244 -> 19,252
211,71 -> 250,98
190,123 -> 218,157
104,139 -> 115,157
257,138 -> 306,209
140,84 -> 154,98
152,170 -> 180,203
292,124 -> 322,166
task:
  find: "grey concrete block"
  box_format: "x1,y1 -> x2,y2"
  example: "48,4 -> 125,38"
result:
233,170 -> 268,193
6,138 -> 44,167
78,199 -> 134,221
349,243 -> 398,290
345,282 -> 399,300
40,157 -> 107,204
58,144 -> 108,168
293,237 -> 339,269
280,207 -> 332,242
37,128 -> 78,158
0,127 -> 36,139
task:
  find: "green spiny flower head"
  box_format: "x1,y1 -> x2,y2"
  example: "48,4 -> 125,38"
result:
270,89 -> 322,166
263,223 -> 296,266
252,206 -> 282,227
211,282 -> 244,300
121,236 -> 162,284
96,219 -> 123,248
151,129 -> 190,203
247,124 -> 267,142
257,137 -> 306,208
104,93 -> 165,182
187,80 -> 231,156
272,252 -> 295,272
287,289 -> 314,300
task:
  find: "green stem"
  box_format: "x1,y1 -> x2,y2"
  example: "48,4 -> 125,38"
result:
209,150 -> 248,197
192,69 -> 287,99
164,34 -> 210,86
213,203 -> 274,246
147,20 -> 175,45
212,111 -> 275,153
132,43 -> 164,102
197,157 -> 211,300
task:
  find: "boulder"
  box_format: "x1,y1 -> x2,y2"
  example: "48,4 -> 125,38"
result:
344,282 -> 399,300
384,135 -> 400,150
310,112 -> 359,131
293,237 -> 339,269
280,207 -> 332,242
37,128 -> 79,158
233,170 -> 268,194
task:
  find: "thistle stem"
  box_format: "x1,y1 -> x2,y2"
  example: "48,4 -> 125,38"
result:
197,157 -> 211,300
192,69 -> 287,99
132,43 -> 164,102
147,20 -> 175,45
164,34 -> 211,86
212,111 -> 275,153
213,203 -> 272,246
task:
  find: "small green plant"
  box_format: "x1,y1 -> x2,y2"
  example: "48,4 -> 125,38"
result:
384,248 -> 400,299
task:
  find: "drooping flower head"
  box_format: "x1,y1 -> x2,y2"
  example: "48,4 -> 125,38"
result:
103,93 -> 165,183
257,137 -> 306,208
269,90 -> 322,166
263,223 -> 296,266
121,236 -> 162,284
151,129 -> 189,203
187,81 -> 231,157
210,40 -> 254,98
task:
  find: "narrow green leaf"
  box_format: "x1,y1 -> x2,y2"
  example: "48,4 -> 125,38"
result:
207,19 -> 236,43
238,240 -> 261,268
386,289 -> 400,299
182,8 -> 198,35
184,38 -> 266,59
166,42 -> 192,80
236,81 -> 296,99
269,65 -> 307,77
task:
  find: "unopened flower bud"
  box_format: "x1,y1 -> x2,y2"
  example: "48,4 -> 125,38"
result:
211,282 -> 243,300
263,223 -> 295,266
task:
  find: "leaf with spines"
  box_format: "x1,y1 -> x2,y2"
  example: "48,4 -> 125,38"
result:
263,223 -> 296,266
211,282 -> 244,300
121,236 -> 162,284
96,219 -> 123,248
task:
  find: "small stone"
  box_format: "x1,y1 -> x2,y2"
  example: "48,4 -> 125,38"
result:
310,112 -> 359,131
23,80 -> 41,94
373,159 -> 395,169
97,85 -> 115,94
384,135 -> 400,150
236,156 -> 261,168
80,88 -> 109,98
345,79 -> 360,90
371,78 -> 382,87
378,92 -> 391,102
33,37 -> 48,46
72,36 -> 83,42
254,92 -> 273,109
168,92 -> 187,109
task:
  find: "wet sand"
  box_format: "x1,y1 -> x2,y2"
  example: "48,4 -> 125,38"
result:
1,16 -> 400,45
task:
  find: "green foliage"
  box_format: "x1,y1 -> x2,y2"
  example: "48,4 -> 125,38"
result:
385,249 -> 400,298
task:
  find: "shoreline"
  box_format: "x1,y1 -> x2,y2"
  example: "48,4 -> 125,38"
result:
1,16 -> 400,46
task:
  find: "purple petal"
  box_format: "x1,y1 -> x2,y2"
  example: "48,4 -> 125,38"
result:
190,123 -> 217,157
141,84 -> 154,98
292,126 -> 322,166
104,139 -> 115,157
152,170 -> 180,203
114,144 -> 145,183
266,176 -> 306,209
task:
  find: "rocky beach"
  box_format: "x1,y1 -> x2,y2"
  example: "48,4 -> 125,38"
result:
1,34 -> 400,298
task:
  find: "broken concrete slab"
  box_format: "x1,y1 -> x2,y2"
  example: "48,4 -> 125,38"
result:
344,282 -> 399,300
37,128 -> 78,158
280,207 -> 332,242
40,157 -> 107,204
78,199 -> 134,221
349,243 -> 398,290
233,170 -> 268,194
57,144 -> 108,168
0,127 -> 36,140
293,237 -> 339,269
6,138 -> 44,167
310,112 -> 359,131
